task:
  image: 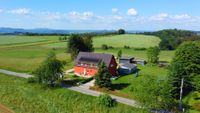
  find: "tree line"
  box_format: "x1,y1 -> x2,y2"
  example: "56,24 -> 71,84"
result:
142,29 -> 200,50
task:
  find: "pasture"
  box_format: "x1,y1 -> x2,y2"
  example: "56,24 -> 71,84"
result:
93,34 -> 160,48
0,73 -> 147,113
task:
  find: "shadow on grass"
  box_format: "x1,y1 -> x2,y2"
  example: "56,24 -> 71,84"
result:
111,83 -> 130,90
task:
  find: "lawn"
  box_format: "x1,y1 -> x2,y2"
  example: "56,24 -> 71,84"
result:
93,34 -> 160,48
0,73 -> 147,113
111,65 -> 169,99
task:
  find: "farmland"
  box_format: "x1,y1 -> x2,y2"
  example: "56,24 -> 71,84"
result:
0,35 -> 174,73
0,73 -> 147,113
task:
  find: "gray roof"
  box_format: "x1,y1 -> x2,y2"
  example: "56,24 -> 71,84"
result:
120,63 -> 137,69
120,56 -> 134,60
75,52 -> 114,67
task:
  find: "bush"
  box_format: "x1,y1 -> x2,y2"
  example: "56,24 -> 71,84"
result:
97,94 -> 115,107
108,46 -> 114,49
79,77 -> 94,84
134,47 -> 147,51
101,44 -> 108,50
27,77 -> 36,83
124,45 -> 130,49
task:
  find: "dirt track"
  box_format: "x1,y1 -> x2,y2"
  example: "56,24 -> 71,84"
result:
0,104 -> 14,113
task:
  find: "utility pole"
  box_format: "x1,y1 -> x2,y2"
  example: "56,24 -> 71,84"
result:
179,78 -> 184,112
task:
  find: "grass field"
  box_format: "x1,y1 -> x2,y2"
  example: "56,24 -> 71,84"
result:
0,35 -> 59,46
183,92 -> 200,113
0,73 -> 147,113
0,46 -> 72,72
93,34 -> 160,48
111,65 -> 169,99
95,48 -> 174,62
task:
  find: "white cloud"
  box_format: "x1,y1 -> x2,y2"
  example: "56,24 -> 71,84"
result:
83,12 -> 94,17
9,8 -> 30,15
112,8 -> 118,13
127,8 -> 137,16
173,14 -> 191,20
69,11 -> 94,20
150,13 -> 169,21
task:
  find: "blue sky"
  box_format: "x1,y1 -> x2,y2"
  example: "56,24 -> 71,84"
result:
0,0 -> 200,30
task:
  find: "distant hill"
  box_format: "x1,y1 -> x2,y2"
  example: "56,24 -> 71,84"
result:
0,27 -> 118,35
0,27 -> 153,35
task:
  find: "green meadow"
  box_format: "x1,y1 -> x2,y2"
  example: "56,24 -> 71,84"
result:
93,34 -> 160,48
0,73 -> 147,113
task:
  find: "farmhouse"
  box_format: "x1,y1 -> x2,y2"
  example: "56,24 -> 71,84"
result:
74,52 -> 117,76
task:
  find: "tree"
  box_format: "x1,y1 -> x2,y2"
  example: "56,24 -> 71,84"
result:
168,41 -> 200,98
118,29 -> 125,35
117,50 -> 122,58
134,76 -> 175,110
67,34 -> 94,59
82,33 -> 94,52
146,46 -> 160,64
95,62 -> 112,88
33,51 -> 64,87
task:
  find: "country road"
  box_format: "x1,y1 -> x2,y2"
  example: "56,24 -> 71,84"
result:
0,69 -> 139,107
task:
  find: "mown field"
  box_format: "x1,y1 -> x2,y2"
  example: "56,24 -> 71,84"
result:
0,73 -> 147,113
93,34 -> 160,48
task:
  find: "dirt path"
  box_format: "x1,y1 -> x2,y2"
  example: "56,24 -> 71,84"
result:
0,104 -> 14,113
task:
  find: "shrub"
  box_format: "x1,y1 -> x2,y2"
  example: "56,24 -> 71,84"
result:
124,45 -> 130,49
108,46 -> 114,49
27,77 -> 36,83
134,47 -> 147,51
79,77 -> 94,84
101,44 -> 108,50
97,94 -> 115,107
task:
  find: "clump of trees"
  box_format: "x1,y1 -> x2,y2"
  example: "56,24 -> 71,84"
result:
95,62 -> 112,89
143,29 -> 200,50
118,29 -> 126,35
97,94 -> 115,107
59,36 -> 67,41
67,33 -> 94,59
32,51 -> 64,87
146,46 -> 160,64
168,41 -> 200,98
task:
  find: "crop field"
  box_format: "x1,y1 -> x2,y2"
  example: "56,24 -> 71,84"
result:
0,73 -> 147,113
93,34 -> 160,48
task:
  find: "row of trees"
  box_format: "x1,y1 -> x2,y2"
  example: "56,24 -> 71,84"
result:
143,29 -> 200,50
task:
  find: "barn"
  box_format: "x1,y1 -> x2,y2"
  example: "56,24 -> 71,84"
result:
74,52 -> 117,77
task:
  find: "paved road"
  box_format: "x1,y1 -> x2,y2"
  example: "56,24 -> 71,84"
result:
0,69 -> 33,78
0,69 -> 139,107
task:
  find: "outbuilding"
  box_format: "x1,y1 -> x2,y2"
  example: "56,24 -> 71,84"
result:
118,63 -> 137,75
